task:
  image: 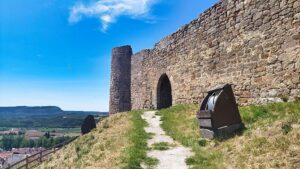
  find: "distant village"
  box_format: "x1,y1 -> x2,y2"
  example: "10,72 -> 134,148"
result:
0,128 -> 77,168
0,128 -> 43,168
0,147 -> 45,168
0,107 -> 106,168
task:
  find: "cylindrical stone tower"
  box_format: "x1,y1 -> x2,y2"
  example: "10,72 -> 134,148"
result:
109,45 -> 132,115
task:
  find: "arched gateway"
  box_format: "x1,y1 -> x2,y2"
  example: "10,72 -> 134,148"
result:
157,74 -> 172,109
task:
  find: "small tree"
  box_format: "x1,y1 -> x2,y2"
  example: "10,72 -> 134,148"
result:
44,131 -> 51,139
81,115 -> 96,135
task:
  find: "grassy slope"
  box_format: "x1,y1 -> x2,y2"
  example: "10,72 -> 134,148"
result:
157,102 -> 300,169
39,111 -> 150,169
39,102 -> 299,169
122,111 -> 151,169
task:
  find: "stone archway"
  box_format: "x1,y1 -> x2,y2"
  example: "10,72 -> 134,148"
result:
157,74 -> 172,109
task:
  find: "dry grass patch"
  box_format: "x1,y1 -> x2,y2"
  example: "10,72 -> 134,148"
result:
38,113 -> 132,169
218,119 -> 300,169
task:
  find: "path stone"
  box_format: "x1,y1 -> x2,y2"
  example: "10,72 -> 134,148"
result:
141,111 -> 192,169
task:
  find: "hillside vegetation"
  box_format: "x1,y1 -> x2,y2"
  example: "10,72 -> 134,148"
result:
158,101 -> 300,169
40,101 -> 299,169
39,111 -> 151,169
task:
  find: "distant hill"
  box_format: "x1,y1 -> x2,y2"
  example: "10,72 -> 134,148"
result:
0,106 -> 63,116
0,106 -> 108,128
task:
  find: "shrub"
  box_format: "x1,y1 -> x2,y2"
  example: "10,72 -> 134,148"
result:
198,139 -> 207,147
279,95 -> 289,102
81,115 -> 96,135
281,122 -> 292,135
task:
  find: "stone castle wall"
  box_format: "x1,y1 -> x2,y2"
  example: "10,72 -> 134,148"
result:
129,0 -> 300,110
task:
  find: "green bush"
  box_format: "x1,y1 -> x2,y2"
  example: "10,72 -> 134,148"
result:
198,139 -> 207,147
281,122 -> 292,135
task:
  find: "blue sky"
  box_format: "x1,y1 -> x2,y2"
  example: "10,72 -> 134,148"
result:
0,0 -> 218,111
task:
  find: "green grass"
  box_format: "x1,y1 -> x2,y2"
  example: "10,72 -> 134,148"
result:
152,142 -> 170,150
122,111 -> 151,169
157,101 -> 300,169
198,139 -> 207,147
157,104 -> 222,169
239,101 -> 300,128
144,157 -> 159,167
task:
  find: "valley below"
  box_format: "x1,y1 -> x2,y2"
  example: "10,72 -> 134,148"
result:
0,106 -> 108,168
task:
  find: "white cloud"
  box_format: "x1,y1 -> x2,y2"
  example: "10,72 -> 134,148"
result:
69,0 -> 158,31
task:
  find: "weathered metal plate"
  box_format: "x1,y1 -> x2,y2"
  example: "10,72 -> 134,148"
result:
198,119 -> 212,128
197,110 -> 212,118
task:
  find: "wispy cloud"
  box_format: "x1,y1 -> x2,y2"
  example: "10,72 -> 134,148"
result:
69,0 -> 159,32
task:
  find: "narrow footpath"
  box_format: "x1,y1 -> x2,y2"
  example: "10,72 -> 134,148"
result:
141,111 -> 192,169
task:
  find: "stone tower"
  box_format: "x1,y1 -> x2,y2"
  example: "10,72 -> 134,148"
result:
109,45 -> 132,114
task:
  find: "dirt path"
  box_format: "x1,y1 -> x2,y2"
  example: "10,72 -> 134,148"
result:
141,111 -> 192,169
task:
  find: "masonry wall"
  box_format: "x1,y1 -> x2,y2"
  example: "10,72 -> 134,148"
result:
109,46 -> 132,114
131,0 -> 300,110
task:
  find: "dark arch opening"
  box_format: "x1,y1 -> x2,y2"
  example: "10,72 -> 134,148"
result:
157,74 -> 172,109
